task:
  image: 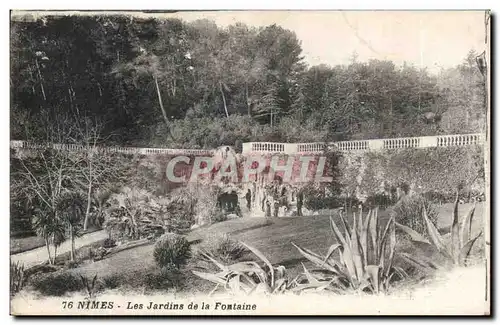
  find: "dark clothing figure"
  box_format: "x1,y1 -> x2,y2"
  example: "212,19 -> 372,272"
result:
265,200 -> 271,218
245,189 -> 252,210
273,201 -> 279,218
297,191 -> 304,217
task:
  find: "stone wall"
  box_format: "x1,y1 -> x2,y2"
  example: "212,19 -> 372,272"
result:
12,144 -> 485,222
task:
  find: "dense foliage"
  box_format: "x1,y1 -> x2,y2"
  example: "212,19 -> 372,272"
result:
199,233 -> 247,264
339,147 -> 484,201
11,14 -> 486,147
153,233 -> 192,268
391,194 -> 439,234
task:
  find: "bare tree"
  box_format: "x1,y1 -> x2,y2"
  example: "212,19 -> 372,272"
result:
70,117 -> 124,230
17,148 -> 77,264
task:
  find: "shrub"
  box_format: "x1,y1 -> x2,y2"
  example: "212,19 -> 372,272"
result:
154,233 -> 192,269
200,233 -> 247,264
210,209 -> 227,223
91,247 -> 108,261
421,190 -> 453,204
144,265 -> 185,290
391,194 -> 438,235
76,246 -> 93,261
103,238 -> 116,248
10,262 -> 27,295
105,187 -> 191,240
99,274 -> 123,291
195,187 -> 225,225
31,272 -> 84,296
167,184 -> 224,228
64,260 -> 79,269
364,193 -> 397,210
304,195 -> 344,211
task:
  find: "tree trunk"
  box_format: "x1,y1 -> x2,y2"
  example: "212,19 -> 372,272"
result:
245,83 -> 251,116
389,95 -> 393,135
154,75 -> 176,140
219,81 -> 229,118
83,180 -> 92,231
69,225 -> 75,262
35,58 -> 46,101
154,75 -> 169,125
45,238 -> 52,265
54,245 -> 58,264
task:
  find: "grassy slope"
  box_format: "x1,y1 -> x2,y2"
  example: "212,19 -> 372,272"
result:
11,226 -> 102,255
10,236 -> 45,255
67,202 -> 485,293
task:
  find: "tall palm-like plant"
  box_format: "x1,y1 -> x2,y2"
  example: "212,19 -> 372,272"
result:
32,209 -> 65,265
56,192 -> 85,261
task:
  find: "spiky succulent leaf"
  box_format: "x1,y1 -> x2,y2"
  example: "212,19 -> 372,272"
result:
384,217 -> 396,278
460,203 -> 476,248
240,241 -> 274,287
450,192 -> 461,264
192,270 -> 227,285
423,207 -> 452,259
365,265 -> 380,293
324,243 -> 342,264
292,242 -> 340,274
459,231 -> 483,266
360,209 -> 372,266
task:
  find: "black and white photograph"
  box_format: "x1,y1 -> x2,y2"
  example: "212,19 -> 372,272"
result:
8,10 -> 490,316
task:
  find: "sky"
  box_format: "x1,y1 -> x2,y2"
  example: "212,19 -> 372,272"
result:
13,10 -> 488,72
165,11 -> 487,72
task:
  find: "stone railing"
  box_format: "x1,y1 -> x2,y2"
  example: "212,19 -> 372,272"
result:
436,133 -> 483,147
11,133 -> 484,156
10,140 -> 214,156
243,142 -> 286,153
332,140 -> 370,151
241,133 -> 484,154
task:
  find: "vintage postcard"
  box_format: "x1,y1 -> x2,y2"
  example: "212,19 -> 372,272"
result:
9,10 -> 490,316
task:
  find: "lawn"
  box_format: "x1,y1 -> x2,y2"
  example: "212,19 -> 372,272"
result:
10,236 -> 46,255
10,225 -> 103,255
64,202 -> 485,294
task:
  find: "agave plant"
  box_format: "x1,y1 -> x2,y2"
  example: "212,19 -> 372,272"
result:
80,274 -> 99,299
10,262 -> 27,295
193,242 -> 296,296
293,207 -> 405,294
396,191 -> 482,270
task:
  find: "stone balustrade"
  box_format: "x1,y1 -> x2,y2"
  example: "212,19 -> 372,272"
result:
10,141 -> 214,156
242,133 -> 484,154
10,133 -> 484,156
